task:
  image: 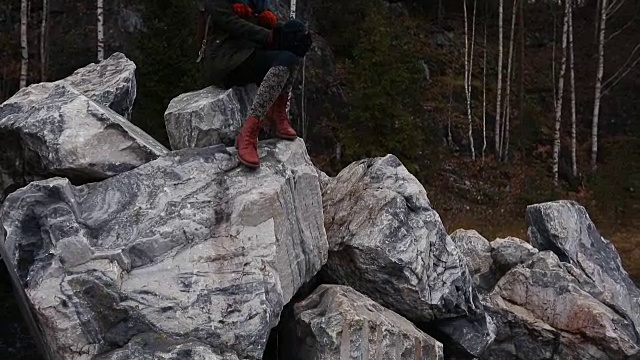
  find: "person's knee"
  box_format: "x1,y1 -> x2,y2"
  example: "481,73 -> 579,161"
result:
272,51 -> 300,68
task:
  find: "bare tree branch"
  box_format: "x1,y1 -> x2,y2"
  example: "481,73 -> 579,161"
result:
605,17 -> 636,42
606,0 -> 626,17
602,44 -> 640,95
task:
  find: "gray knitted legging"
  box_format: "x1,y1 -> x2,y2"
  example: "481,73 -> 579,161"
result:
248,64 -> 299,119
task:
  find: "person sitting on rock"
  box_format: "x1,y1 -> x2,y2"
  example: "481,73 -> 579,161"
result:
199,0 -> 312,168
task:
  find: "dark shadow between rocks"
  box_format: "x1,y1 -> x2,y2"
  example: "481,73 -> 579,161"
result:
0,256 -> 46,359
418,316 -> 483,360
262,274 -> 323,360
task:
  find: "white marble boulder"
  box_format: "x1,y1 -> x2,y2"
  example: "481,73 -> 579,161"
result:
527,201 -> 640,340
62,52 -> 137,120
450,229 -> 497,293
0,81 -> 168,202
483,251 -> 640,360
164,85 -> 257,150
490,236 -> 538,277
321,155 -> 495,357
289,284 -> 444,360
0,139 -> 328,359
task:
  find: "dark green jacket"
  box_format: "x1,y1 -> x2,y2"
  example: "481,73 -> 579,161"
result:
202,0 -> 273,87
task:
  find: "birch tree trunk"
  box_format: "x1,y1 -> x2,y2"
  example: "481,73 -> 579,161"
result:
464,0 -> 477,160
518,0 -> 525,129
552,2 -> 557,106
448,83 -> 454,147
464,0 -> 469,130
97,0 -> 104,61
568,0 -> 577,177
594,0 -> 601,43
553,0 -> 570,186
40,0 -> 48,81
495,0 -> 504,157
502,0 -> 518,162
591,0 -> 608,172
482,5 -> 488,163
20,0 -> 29,89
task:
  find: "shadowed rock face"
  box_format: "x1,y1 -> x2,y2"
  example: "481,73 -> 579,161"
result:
164,85 -> 257,150
526,201 -> 640,342
321,154 -> 495,357
0,258 -> 41,359
289,284 -> 444,360
483,251 -> 640,360
450,231 -> 540,296
0,80 -> 168,203
1,139 -> 328,359
450,229 -> 497,293
62,52 -> 137,120
490,236 -> 538,277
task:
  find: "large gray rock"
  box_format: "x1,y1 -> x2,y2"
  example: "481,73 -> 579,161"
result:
490,236 -> 538,276
482,251 -> 640,360
290,284 -> 444,360
0,81 -> 168,202
526,200 -> 640,341
316,168 -> 331,193
322,155 -> 495,357
164,85 -> 257,150
450,229 -> 497,293
95,334 -> 234,360
62,52 -> 137,120
0,139 -> 328,359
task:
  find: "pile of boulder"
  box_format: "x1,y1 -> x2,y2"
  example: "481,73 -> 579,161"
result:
1,54 -> 638,360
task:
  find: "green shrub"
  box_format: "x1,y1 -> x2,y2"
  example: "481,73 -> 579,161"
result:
338,2 -> 427,172
125,0 -> 201,146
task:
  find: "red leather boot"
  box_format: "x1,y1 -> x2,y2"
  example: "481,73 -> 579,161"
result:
265,93 -> 298,140
235,115 -> 262,168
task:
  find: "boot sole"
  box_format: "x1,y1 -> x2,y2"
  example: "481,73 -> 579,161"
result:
276,132 -> 298,141
235,137 -> 260,169
237,154 -> 260,169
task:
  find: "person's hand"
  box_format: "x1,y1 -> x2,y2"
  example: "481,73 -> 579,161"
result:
257,10 -> 277,28
231,3 -> 253,18
267,24 -> 284,50
289,31 -> 312,57
267,19 -> 312,56
281,20 -> 311,56
282,19 -> 305,36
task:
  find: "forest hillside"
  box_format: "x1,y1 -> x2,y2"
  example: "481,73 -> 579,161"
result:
0,0 -> 638,280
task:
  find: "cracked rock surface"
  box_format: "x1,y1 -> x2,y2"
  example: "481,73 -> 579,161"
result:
164,85 -> 257,149
450,229 -> 497,293
0,139 -> 327,359
526,200 -> 640,341
0,81 -> 167,203
482,251 -> 640,360
321,154 -> 495,357
62,52 -> 137,120
289,284 -> 444,360
490,236 -> 538,277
